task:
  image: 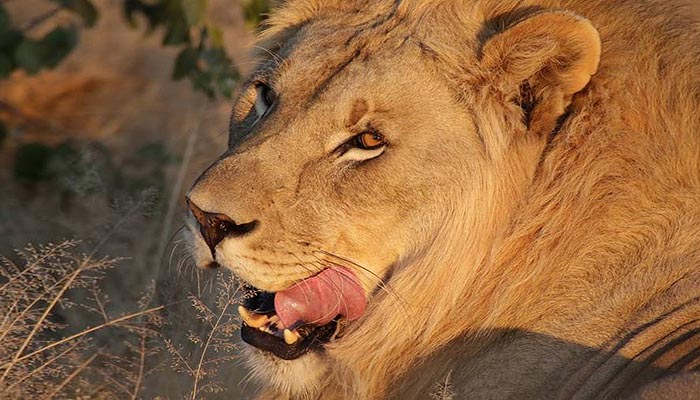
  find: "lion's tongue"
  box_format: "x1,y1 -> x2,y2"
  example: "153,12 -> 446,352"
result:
274,267 -> 366,328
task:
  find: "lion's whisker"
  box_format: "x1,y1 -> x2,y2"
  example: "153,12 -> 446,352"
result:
251,45 -> 286,68
160,224 -> 187,266
313,250 -> 407,306
167,241 -> 183,271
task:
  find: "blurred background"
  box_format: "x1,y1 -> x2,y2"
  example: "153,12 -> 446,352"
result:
0,0 -> 267,398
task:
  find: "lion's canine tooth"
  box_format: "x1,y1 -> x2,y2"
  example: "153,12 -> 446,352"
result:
284,329 -> 300,345
238,306 -> 268,328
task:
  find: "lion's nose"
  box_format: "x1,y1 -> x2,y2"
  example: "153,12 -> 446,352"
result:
186,197 -> 258,257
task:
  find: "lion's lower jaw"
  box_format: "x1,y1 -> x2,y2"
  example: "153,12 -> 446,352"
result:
243,346 -> 332,400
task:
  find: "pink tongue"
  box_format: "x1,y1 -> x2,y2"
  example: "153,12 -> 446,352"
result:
274,266 -> 366,328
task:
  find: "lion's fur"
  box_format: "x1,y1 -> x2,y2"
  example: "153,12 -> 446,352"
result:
187,1 -> 700,398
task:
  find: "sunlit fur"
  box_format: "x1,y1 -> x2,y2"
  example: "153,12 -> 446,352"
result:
186,0 -> 700,398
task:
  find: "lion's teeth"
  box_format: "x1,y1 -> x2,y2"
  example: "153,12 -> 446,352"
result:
238,306 -> 268,328
259,325 -> 273,334
284,329 -> 300,345
238,306 -> 300,343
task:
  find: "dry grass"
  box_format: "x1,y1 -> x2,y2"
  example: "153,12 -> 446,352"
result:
430,371 -> 455,400
164,274 -> 243,399
0,239 -> 249,399
0,240 -> 164,398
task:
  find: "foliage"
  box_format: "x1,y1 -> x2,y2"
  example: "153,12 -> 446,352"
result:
0,0 -> 271,99
0,120 -> 6,147
0,4 -> 83,79
13,27 -> 78,74
0,2 -> 269,395
243,0 -> 270,28
12,140 -> 177,205
51,0 -> 98,28
123,0 -> 241,98
1,0 -> 270,188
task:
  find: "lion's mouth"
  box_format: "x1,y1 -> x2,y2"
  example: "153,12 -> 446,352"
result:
237,266 -> 366,360
238,289 -> 340,360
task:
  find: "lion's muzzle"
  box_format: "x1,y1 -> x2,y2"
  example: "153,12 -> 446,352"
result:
186,197 -> 258,257
238,267 -> 366,360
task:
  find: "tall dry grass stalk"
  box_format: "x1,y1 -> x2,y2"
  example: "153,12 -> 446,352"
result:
0,240 -> 164,399
430,370 -> 455,400
164,273 -> 242,399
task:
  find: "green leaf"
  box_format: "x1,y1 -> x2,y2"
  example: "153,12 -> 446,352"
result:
243,0 -> 269,27
0,5 -> 10,34
0,29 -> 23,50
191,69 -> 215,99
173,46 -> 197,79
0,121 -> 7,148
39,26 -> 79,68
0,29 -> 23,77
14,27 -> 78,74
75,0 -> 99,27
14,39 -> 44,74
123,0 -> 166,29
0,52 -> 13,78
206,25 -> 224,48
182,0 -> 207,26
214,73 -> 236,98
123,0 -> 145,27
62,0 -> 99,27
162,15 -> 189,45
14,142 -> 54,182
191,46 -> 238,98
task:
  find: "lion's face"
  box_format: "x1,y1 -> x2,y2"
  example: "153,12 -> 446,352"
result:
186,2 -> 601,396
186,33 -> 484,367
188,43 -> 484,273
188,43 -> 482,287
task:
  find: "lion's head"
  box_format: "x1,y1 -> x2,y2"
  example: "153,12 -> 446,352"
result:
185,0 -> 607,398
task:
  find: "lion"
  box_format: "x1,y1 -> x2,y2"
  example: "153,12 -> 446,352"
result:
184,0 -> 700,398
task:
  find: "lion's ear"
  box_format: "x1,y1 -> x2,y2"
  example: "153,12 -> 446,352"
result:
479,11 -> 601,136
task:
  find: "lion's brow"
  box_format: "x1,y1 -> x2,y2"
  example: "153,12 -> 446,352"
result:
302,0 -> 404,107
305,48 -> 362,106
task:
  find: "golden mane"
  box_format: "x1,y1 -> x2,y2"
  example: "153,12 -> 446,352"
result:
234,0 -> 700,397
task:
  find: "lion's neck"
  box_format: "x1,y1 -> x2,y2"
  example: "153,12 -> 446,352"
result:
447,278 -> 700,399
379,269 -> 700,400
330,135 -> 700,399
325,194 -> 524,398
427,145 -> 700,398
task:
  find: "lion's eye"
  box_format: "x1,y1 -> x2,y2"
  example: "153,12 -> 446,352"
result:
354,131 -> 386,150
254,83 -> 276,117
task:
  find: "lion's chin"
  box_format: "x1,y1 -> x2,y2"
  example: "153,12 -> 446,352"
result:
242,345 -> 330,398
